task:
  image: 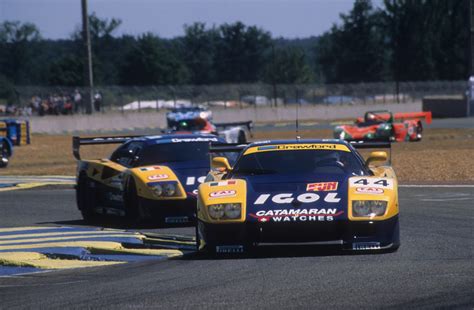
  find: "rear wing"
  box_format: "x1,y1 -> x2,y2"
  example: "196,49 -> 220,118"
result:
349,141 -> 392,164
393,111 -> 432,124
72,135 -> 142,160
214,121 -> 253,137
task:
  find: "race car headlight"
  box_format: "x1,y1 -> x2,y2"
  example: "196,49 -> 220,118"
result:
352,200 -> 387,217
208,204 -> 225,219
163,183 -> 176,197
148,181 -> 179,197
224,203 -> 241,219
151,184 -> 163,196
208,203 -> 241,220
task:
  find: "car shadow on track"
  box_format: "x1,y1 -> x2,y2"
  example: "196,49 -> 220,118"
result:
182,244 -> 396,260
36,217 -> 194,231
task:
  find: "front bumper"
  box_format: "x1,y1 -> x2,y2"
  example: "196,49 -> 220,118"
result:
198,216 -> 399,252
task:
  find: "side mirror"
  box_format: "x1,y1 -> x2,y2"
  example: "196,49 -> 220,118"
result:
366,151 -> 388,166
211,157 -> 232,172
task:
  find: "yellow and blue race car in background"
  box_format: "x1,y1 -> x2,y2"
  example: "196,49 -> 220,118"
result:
196,139 -> 400,254
73,133 -> 225,224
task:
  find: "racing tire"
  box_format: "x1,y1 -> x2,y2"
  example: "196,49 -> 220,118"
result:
76,175 -> 98,222
124,178 -> 146,224
0,140 -> 9,168
413,123 -> 423,142
237,130 -> 246,144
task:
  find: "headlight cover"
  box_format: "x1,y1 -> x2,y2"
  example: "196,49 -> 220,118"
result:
208,203 -> 241,220
163,183 -> 176,196
352,200 -> 387,217
151,184 -> 163,196
147,181 -> 179,197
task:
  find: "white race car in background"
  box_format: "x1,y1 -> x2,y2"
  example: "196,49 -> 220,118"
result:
165,107 -> 253,143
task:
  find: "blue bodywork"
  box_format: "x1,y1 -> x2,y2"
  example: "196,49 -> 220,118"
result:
199,139 -> 400,252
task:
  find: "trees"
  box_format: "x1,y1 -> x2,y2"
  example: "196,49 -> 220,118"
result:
315,0 -> 387,83
215,22 -> 272,83
264,47 -> 314,84
382,0 -> 468,81
120,33 -> 189,85
181,22 -> 218,84
0,21 -> 41,84
315,0 -> 469,83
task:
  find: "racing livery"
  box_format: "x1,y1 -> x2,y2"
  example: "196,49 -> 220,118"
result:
73,134 -> 225,224
196,140 -> 399,253
166,107 -> 253,143
334,110 -> 432,142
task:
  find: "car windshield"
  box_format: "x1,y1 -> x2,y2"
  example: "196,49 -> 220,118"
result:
232,149 -> 366,176
137,142 -> 209,165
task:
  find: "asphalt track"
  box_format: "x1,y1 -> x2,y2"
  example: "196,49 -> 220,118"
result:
0,187 -> 473,309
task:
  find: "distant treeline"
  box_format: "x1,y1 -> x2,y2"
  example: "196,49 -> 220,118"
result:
0,0 -> 469,96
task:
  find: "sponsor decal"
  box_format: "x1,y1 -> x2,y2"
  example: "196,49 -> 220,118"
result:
106,192 -> 123,202
355,187 -> 384,194
249,208 -> 344,223
209,190 -> 236,198
349,177 -> 393,189
140,166 -> 161,172
210,180 -> 236,187
147,174 -> 168,180
171,137 -> 218,143
306,182 -> 338,192
245,144 -> 350,155
186,176 -> 207,186
254,192 -> 341,205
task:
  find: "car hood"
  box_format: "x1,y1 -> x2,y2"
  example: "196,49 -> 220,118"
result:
242,173 -> 350,223
164,160 -> 209,195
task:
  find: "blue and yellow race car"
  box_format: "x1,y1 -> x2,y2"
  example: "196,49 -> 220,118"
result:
73,133 -> 225,224
196,139 -> 400,253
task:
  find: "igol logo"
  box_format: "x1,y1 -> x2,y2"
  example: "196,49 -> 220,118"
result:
254,193 -> 341,205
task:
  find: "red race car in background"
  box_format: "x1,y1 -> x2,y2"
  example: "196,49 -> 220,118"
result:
334,110 -> 432,142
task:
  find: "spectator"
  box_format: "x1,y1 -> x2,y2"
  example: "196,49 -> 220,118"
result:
94,91 -> 102,112
73,89 -> 82,113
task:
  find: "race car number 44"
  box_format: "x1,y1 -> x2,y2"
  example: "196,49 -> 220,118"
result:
349,177 -> 393,189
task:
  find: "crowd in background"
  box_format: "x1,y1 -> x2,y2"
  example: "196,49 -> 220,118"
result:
0,90 -> 103,116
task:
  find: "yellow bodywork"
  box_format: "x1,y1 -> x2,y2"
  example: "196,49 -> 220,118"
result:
80,159 -> 187,201
197,179 -> 247,223
198,149 -> 398,224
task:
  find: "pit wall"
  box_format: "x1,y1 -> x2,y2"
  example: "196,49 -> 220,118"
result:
30,102 -> 421,134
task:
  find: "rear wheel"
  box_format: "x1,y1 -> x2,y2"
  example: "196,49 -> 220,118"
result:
413,123 -> 423,141
76,175 -> 98,221
0,140 -> 9,168
237,130 -> 246,144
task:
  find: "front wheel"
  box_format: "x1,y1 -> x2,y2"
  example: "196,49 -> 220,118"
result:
124,178 -> 147,224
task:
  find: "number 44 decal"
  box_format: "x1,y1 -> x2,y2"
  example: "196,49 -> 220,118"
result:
349,178 -> 393,189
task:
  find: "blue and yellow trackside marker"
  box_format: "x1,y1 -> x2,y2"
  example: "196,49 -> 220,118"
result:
0,226 -> 192,276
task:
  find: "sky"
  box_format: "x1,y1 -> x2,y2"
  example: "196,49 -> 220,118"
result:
0,0 -> 362,39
